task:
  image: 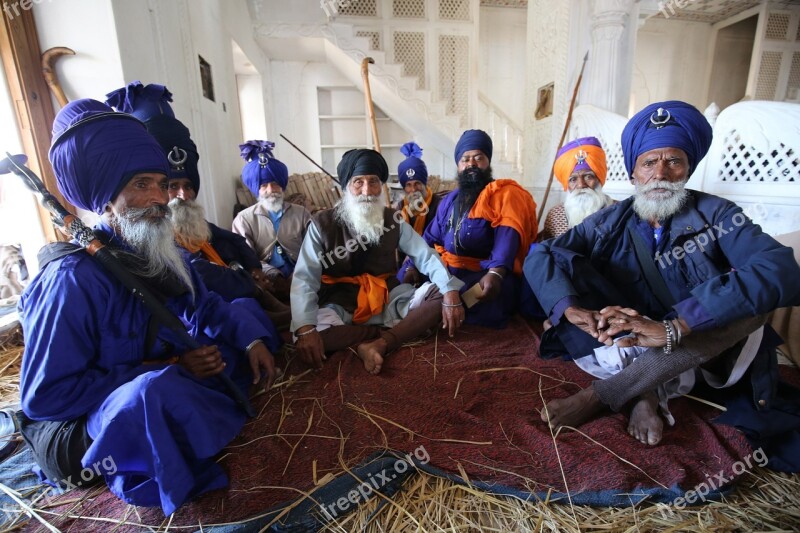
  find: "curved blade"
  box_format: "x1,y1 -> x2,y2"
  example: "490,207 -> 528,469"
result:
0,154 -> 28,175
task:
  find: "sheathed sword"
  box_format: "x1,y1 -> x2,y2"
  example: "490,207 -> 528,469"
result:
0,153 -> 256,418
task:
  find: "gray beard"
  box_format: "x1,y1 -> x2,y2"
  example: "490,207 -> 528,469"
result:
334,192 -> 385,246
259,192 -> 284,213
563,185 -> 614,228
112,206 -> 195,298
632,180 -> 689,222
168,198 -> 211,245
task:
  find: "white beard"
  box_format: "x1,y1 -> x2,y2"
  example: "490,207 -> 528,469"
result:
406,190 -> 424,205
113,206 -> 195,298
259,191 -> 284,213
563,185 -> 614,228
168,198 -> 211,246
334,191 -> 385,246
632,180 -> 689,222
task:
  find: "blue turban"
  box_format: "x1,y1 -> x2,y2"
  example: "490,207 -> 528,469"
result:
240,140 -> 289,196
621,100 -> 713,178
397,142 -> 428,187
105,81 -> 201,193
454,129 -> 493,164
49,99 -> 169,214
336,149 -> 388,190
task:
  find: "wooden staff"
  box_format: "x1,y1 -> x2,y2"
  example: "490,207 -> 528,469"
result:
537,51 -> 589,223
41,47 -> 75,108
360,57 -> 392,206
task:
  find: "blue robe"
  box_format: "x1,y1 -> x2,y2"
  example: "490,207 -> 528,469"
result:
18,223 -> 276,514
399,190 -> 520,328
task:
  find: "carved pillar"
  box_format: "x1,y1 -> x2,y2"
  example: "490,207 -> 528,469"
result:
583,0 -> 638,115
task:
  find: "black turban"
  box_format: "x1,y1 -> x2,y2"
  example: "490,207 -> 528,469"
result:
336,149 -> 388,190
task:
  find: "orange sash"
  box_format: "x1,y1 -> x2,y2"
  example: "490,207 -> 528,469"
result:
402,186 -> 434,235
321,272 -> 392,324
176,237 -> 227,267
468,180 -> 538,275
434,244 -> 483,272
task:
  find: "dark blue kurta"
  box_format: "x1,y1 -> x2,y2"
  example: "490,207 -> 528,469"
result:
18,223 -> 277,514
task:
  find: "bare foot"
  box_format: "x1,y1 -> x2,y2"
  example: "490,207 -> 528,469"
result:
540,387 -> 605,429
356,338 -> 388,375
627,393 -> 663,446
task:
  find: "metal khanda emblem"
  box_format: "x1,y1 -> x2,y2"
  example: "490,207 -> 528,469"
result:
258,152 -> 269,168
575,150 -> 588,164
406,168 -> 415,178
167,146 -> 188,170
650,107 -> 672,128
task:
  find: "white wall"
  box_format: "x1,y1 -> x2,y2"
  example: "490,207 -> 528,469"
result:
707,16 -> 757,110
631,17 -> 712,113
478,6 -> 526,124
237,74 -> 267,141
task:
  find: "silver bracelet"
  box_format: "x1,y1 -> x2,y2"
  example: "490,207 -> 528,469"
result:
663,320 -> 673,354
295,327 -> 317,337
487,269 -> 504,280
671,319 -> 683,345
442,302 -> 463,308
245,339 -> 264,355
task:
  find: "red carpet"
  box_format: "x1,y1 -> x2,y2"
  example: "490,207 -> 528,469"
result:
35,317 -> 758,530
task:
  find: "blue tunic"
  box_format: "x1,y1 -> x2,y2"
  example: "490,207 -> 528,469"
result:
18,224 -> 276,514
399,190 -> 520,328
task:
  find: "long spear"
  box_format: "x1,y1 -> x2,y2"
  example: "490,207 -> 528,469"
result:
0,153 -> 256,418
360,57 -> 393,206
537,51 -> 589,223
278,133 -> 339,189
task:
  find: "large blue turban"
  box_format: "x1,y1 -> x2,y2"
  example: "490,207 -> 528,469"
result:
336,149 -> 388,190
105,81 -> 201,193
240,140 -> 289,196
397,142 -> 428,187
49,99 -> 169,214
621,100 -> 713,178
454,129 -> 493,164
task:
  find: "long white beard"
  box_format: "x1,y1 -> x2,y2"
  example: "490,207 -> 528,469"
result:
259,191 -> 284,213
168,198 -> 211,247
563,185 -> 614,228
632,180 -> 689,222
113,206 -> 195,298
334,191 -> 385,246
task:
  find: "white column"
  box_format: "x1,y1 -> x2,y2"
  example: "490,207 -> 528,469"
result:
583,0 -> 638,115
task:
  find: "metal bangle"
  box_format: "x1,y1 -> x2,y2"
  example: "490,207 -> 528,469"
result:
487,269 -> 504,280
671,319 -> 683,345
295,327 -> 317,337
442,302 -> 463,307
245,339 -> 264,355
662,320 -> 673,354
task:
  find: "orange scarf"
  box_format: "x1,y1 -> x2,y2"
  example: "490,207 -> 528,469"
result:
321,272 -> 392,324
402,186 -> 434,235
434,244 -> 483,272
176,237 -> 227,267
468,180 -> 538,275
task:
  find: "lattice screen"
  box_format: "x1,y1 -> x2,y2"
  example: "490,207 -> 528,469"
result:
597,137 -> 628,182
755,51 -> 782,100
337,0 -> 377,17
393,0 -> 425,18
356,30 -> 382,50
393,31 -> 426,89
718,130 -> 798,182
439,35 -> 469,125
439,0 -> 471,21
788,51 -> 800,99
765,12 -> 790,40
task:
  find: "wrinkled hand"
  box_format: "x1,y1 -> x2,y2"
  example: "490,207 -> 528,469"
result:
441,290 -> 465,337
597,306 -> 667,348
402,266 -> 421,286
247,341 -> 278,389
179,345 -> 225,378
563,306 -> 603,340
295,328 -> 326,370
249,268 -> 274,294
476,270 -> 503,301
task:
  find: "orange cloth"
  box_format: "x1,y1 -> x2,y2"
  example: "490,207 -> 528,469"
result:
401,186 -> 434,236
553,144 -> 607,190
321,272 -> 392,324
468,179 -> 538,275
176,237 -> 227,267
434,244 -> 483,272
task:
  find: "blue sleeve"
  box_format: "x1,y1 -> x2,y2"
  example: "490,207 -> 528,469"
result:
187,252 -> 256,302
481,225 -> 519,271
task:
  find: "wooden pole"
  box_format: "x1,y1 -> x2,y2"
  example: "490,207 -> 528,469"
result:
537,51 -> 589,224
41,46 -> 74,108
360,57 -> 392,206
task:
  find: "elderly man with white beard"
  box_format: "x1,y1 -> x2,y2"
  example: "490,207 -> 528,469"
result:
18,99 -> 279,514
291,149 -> 465,375
539,136 -> 615,241
233,141 -> 312,302
524,101 -> 800,459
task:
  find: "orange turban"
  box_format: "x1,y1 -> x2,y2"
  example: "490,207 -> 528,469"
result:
553,136 -> 607,190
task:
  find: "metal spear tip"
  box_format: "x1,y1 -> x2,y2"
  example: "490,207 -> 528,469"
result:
0,153 -> 28,175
